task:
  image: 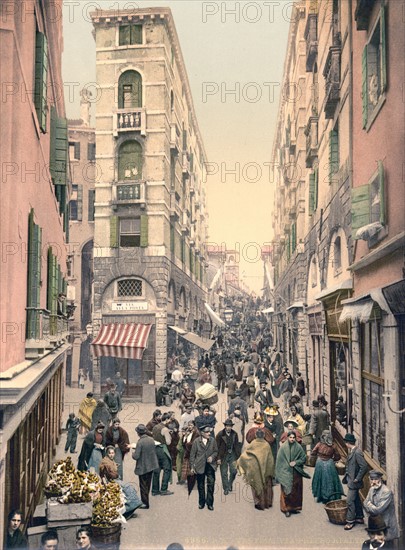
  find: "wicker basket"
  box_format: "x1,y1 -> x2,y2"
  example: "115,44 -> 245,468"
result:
91,523 -> 121,546
324,498 -> 348,525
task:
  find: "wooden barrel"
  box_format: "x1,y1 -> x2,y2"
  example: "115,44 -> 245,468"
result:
91,523 -> 121,549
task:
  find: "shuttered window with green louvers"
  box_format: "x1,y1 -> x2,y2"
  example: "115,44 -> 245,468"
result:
351,160 -> 386,239
309,168 -> 319,215
119,24 -> 143,46
118,140 -> 142,181
50,106 -> 68,186
26,210 -> 42,339
291,222 -> 297,253
328,129 -> 339,184
88,189 -> 95,222
34,30 -> 48,132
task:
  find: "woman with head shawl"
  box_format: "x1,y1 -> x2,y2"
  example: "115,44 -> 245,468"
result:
311,429 -> 344,503
275,431 -> 310,517
78,392 -> 97,434
237,429 -> 275,510
99,445 -> 119,481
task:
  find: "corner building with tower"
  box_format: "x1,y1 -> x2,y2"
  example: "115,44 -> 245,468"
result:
90,8 -> 209,401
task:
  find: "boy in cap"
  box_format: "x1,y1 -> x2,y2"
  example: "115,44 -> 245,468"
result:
342,433 -> 368,530
363,470 -> 399,543
216,419 -> 240,495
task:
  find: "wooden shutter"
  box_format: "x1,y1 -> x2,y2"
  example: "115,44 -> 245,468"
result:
34,31 -> 48,132
380,5 -> 387,93
88,143 -> 96,161
309,173 -> 315,215
50,107 -> 68,186
77,185 -> 83,221
64,204 -> 70,243
55,184 -> 66,214
130,24 -> 142,45
74,142 -> 80,160
329,130 -> 339,183
362,46 -> 368,128
170,224 -> 175,253
110,216 -> 119,248
291,222 -> 297,252
118,140 -> 142,180
378,160 -> 386,225
119,25 -> 130,45
314,168 -> 318,211
352,184 -> 370,238
47,248 -> 57,314
88,189 -> 95,222
286,234 -> 291,262
27,211 -> 41,338
140,214 -> 148,247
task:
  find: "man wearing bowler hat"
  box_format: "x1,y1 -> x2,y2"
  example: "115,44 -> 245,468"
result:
190,426 -> 218,510
342,433 -> 368,530
363,470 -> 399,544
132,424 -> 159,508
216,419 -> 241,495
361,515 -> 393,550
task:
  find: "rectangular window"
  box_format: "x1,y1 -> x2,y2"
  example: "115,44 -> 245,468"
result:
362,6 -> 387,129
69,142 -> 80,161
69,200 -> 78,221
119,24 -> 142,46
88,143 -> 96,161
34,29 -> 48,132
88,189 -> 95,222
329,128 -> 339,184
120,218 -> 140,247
351,160 -> 385,239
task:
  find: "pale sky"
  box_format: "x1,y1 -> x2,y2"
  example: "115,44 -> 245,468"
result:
62,0 -> 291,293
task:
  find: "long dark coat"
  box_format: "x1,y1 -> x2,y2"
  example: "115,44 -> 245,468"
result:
190,436 -> 218,474
132,434 -> 159,475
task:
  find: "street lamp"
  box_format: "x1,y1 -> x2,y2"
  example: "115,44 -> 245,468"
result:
223,308 -> 234,324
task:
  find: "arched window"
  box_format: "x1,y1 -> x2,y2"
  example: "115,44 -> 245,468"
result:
118,71 -> 142,109
118,140 -> 142,181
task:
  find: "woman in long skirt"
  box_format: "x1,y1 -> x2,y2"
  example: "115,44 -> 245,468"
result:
275,431 -> 310,517
311,430 -> 344,503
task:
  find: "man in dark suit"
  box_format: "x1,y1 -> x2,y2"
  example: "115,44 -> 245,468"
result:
132,424 -> 159,508
228,389 -> 249,423
216,419 -> 241,495
342,433 -> 368,530
190,426 -> 218,510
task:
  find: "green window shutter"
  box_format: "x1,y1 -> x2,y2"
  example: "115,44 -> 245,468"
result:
309,173 -> 315,215
119,25 -> 130,45
77,185 -> 83,221
362,46 -> 368,129
110,216 -> 119,248
170,224 -> 175,254
378,160 -> 386,225
118,140 -> 142,180
88,142 -> 96,161
183,130 -> 187,151
329,130 -> 339,183
286,234 -> 291,262
291,222 -> 297,252
34,31 -> 48,132
140,214 -> 148,247
351,184 -> 370,238
50,107 -> 68,185
55,184 -> 66,215
314,168 -> 319,211
88,189 -> 95,222
380,6 -> 387,92
64,204 -> 70,243
130,25 -> 142,45
27,211 -> 42,338
47,248 -> 53,311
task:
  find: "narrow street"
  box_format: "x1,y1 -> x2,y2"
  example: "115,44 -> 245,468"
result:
57,382 -> 366,550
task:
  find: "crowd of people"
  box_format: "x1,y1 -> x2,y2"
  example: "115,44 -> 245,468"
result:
6,297 -> 399,549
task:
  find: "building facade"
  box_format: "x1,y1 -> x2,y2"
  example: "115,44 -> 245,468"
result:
0,0 -> 71,538
270,0 -> 404,540
90,8 -> 209,400
67,95 -> 96,387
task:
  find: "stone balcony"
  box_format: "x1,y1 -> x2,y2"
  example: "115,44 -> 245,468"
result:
111,181 -> 146,207
305,13 -> 318,72
113,108 -> 146,136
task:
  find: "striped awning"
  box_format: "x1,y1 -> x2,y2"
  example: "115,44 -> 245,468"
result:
92,323 -> 152,359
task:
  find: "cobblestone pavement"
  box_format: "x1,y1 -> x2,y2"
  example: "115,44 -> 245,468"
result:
54,381 -> 367,550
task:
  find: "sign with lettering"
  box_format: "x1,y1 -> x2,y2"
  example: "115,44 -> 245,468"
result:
112,302 -> 148,311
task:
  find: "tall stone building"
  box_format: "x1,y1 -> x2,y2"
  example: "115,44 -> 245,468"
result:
0,0 -> 71,536
270,0 -> 404,540
90,8 -> 209,400
67,92 -> 96,387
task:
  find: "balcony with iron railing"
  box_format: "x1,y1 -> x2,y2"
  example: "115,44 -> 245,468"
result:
305,116 -> 319,168
112,181 -> 146,206
114,108 -> 146,136
323,43 -> 341,119
305,13 -> 318,72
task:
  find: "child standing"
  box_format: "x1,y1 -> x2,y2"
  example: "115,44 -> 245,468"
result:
65,413 -> 80,453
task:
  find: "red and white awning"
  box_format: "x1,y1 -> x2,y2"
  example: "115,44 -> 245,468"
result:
92,323 -> 152,359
